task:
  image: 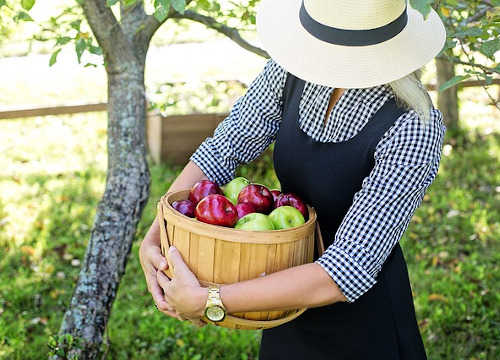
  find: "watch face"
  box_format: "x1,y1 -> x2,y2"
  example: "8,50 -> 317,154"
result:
205,305 -> 225,322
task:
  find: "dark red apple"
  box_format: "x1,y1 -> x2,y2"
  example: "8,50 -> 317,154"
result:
237,184 -> 274,214
270,190 -> 281,208
195,194 -> 238,227
276,193 -> 308,220
172,200 -> 195,218
236,202 -> 257,219
189,180 -> 222,205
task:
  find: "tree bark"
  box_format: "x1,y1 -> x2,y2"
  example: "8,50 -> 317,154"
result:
52,0 -> 153,356
54,61 -> 150,359
436,57 -> 460,134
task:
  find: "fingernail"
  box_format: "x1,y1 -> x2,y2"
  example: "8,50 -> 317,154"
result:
159,260 -> 167,269
169,246 -> 176,254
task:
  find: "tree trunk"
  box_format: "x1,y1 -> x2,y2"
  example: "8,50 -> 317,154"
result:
54,62 -> 150,359
436,57 -> 460,134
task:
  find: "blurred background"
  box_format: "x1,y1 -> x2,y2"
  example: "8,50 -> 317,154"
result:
0,0 -> 498,359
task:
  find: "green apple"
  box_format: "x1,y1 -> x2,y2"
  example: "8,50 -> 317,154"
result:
223,177 -> 250,205
234,213 -> 275,231
269,206 -> 305,230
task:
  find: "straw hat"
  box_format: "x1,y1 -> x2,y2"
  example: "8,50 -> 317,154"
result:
256,0 -> 446,88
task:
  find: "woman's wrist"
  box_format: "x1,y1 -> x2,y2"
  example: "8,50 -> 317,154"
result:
195,287 -> 209,317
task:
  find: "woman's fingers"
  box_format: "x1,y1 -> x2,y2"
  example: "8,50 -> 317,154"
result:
158,307 -> 183,320
156,268 -> 171,290
148,245 -> 169,272
147,272 -> 169,310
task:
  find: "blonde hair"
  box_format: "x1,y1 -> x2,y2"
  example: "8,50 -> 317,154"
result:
387,68 -> 434,126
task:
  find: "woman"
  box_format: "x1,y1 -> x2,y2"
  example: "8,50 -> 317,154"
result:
139,0 -> 447,358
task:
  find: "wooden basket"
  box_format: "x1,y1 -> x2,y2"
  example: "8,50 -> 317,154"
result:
157,190 -> 323,330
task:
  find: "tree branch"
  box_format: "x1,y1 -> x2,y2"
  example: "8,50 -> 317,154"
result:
139,0 -> 197,47
438,55 -> 500,75
462,3 -> 493,25
170,9 -> 269,59
80,0 -> 136,72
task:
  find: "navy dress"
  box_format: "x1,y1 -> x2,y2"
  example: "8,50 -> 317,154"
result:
258,72 -> 428,359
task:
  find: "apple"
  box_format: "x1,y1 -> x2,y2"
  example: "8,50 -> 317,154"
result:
236,202 -> 257,219
223,177 -> 250,205
235,213 -> 275,231
270,190 -> 281,208
195,194 -> 238,227
276,193 -> 308,220
269,206 -> 305,230
237,184 -> 274,214
172,200 -> 195,218
189,180 -> 222,205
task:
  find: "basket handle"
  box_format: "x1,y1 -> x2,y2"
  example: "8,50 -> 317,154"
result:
315,221 -> 325,257
157,197 -> 171,255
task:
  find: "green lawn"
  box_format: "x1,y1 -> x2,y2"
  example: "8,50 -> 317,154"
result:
0,111 -> 498,359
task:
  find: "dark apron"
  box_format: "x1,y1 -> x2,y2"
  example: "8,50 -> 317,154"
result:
259,72 -> 427,360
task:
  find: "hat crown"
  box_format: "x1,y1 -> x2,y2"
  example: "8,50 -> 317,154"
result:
303,0 -> 407,30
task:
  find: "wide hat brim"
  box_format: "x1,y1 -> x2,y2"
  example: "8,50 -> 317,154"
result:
256,0 -> 446,88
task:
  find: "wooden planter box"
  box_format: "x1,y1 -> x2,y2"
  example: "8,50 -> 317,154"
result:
146,109 -> 229,165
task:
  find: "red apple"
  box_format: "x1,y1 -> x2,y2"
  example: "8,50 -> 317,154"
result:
195,194 -> 238,227
171,200 -> 195,218
276,193 -> 308,220
270,190 -> 281,208
237,184 -> 274,214
189,180 -> 222,205
236,202 -> 257,219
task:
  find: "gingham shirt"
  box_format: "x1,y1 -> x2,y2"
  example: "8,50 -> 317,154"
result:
191,58 -> 446,302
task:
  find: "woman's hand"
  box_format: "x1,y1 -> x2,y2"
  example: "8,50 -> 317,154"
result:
156,246 -> 208,322
138,221 -> 172,312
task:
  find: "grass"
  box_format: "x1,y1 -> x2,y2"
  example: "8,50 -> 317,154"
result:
0,109 -> 498,359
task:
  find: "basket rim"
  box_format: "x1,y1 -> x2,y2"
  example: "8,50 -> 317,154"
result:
160,189 -> 317,244
204,307 -> 308,329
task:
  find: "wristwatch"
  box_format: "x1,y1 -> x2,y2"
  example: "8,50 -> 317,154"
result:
204,286 -> 226,322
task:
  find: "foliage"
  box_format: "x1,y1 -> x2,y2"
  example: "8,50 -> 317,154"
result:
0,111 -> 498,359
431,0 -> 499,100
148,79 -> 247,116
3,0 -> 497,94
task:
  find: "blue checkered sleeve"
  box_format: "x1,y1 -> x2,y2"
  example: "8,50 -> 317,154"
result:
315,109 -> 447,302
190,59 -> 287,185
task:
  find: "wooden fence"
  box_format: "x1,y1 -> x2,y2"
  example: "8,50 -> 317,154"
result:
1,79 -> 498,164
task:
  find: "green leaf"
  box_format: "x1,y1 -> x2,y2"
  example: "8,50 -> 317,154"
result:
75,38 -> 86,63
70,20 -> 81,31
197,0 -> 210,11
480,39 -> 500,60
88,45 -> 102,56
123,0 -> 137,7
13,11 -> 33,22
56,36 -> 72,46
0,0 -> 6,8
410,0 -> 432,20
49,48 -> 61,67
21,0 -> 35,11
106,0 -> 119,7
171,0 -> 186,14
439,75 -> 470,92
153,0 -> 171,22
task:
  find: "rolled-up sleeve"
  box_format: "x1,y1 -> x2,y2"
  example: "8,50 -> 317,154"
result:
315,108 -> 447,302
190,58 -> 286,185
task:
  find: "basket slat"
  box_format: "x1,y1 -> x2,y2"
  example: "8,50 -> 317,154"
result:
214,240 -> 241,284
197,235 -> 215,283
189,233 -> 200,275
